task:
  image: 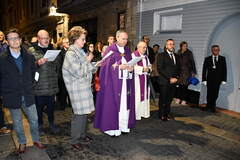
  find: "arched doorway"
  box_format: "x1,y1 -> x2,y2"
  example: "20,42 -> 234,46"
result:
207,13 -> 240,112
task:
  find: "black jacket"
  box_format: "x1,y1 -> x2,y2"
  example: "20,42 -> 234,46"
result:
157,51 -> 180,86
147,46 -> 155,64
28,43 -> 60,96
0,47 -> 36,109
177,49 -> 197,85
202,55 -> 227,84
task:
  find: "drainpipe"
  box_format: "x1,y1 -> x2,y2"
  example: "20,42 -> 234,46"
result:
138,0 -> 143,40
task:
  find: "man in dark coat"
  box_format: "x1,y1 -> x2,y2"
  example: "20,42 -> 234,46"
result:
157,39 -> 180,121
202,45 -> 227,112
28,29 -> 60,134
56,37 -> 71,110
0,28 -> 45,153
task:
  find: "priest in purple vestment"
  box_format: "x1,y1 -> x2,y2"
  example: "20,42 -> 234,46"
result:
94,30 -> 136,136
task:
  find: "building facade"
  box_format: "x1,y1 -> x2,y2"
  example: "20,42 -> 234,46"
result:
57,0 -> 137,46
137,0 -> 240,112
0,0 -> 138,48
0,0 -> 59,39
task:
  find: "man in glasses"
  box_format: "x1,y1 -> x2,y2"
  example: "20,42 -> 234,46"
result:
0,28 -> 45,153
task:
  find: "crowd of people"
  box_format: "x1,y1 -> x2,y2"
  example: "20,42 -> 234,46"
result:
0,26 -> 227,154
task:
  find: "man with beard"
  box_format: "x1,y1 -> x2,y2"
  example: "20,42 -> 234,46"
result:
157,39 -> 180,121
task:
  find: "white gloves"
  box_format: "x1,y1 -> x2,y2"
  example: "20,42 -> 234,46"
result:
202,81 -> 226,85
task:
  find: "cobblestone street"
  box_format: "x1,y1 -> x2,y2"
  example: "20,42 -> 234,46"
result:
1,105 -> 240,160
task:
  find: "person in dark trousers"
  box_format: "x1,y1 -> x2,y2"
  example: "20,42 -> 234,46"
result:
0,28 -> 45,153
56,37 -> 71,110
175,41 -> 197,105
202,45 -> 227,113
63,26 -> 98,150
28,29 -> 60,135
157,39 -> 180,121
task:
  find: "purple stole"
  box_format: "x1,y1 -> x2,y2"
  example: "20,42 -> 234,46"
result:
133,50 -> 149,101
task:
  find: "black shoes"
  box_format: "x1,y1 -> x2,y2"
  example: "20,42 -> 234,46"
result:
33,142 -> 46,149
159,114 -> 175,121
160,116 -> 168,121
166,114 -> 175,120
17,144 -> 26,154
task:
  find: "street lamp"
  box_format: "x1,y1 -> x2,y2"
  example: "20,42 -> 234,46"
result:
49,4 -> 69,41
49,5 -> 69,17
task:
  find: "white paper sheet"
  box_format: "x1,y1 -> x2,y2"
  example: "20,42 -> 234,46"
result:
43,50 -> 61,61
127,56 -> 143,66
34,72 -> 39,81
95,50 -> 113,66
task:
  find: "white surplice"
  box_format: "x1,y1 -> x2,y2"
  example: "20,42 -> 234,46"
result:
132,53 -> 151,120
104,45 -> 131,136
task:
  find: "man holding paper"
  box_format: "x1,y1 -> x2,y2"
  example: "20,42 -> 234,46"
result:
94,30 -> 136,137
28,29 -> 60,135
132,41 -> 151,120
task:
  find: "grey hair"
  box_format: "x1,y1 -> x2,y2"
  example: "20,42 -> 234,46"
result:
137,41 -> 147,48
116,30 -> 127,37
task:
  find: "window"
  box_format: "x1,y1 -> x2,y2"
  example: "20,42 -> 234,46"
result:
153,8 -> 183,34
161,14 -> 182,31
118,12 -> 126,30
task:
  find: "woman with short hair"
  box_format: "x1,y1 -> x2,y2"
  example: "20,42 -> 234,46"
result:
62,26 -> 98,150
175,41 -> 197,105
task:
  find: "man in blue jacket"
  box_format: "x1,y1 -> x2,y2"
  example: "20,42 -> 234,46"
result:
0,28 -> 45,154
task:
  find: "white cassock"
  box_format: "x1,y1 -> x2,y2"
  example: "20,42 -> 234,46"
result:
132,53 -> 151,120
104,45 -> 132,136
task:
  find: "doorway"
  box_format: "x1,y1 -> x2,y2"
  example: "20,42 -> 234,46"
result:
208,13 -> 240,112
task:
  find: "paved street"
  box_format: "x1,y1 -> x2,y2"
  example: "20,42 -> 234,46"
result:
0,104 -> 240,160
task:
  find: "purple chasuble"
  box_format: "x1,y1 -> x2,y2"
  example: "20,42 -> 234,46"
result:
94,43 -> 136,132
133,50 -> 149,101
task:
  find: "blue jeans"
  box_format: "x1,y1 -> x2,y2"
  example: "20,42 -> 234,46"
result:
9,103 -> 39,144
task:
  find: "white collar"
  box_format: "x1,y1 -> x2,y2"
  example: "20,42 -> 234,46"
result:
38,43 -> 48,48
116,44 -> 125,54
167,50 -> 173,54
